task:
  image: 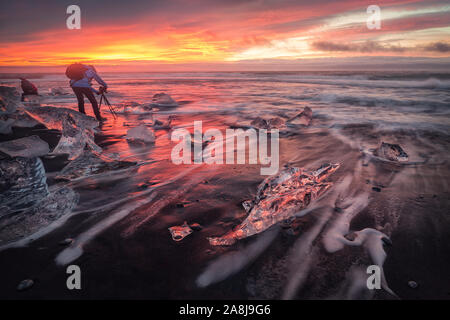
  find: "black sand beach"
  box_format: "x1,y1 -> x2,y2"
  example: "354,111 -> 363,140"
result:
1,72 -> 449,299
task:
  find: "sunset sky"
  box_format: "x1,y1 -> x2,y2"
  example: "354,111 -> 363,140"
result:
0,0 -> 449,71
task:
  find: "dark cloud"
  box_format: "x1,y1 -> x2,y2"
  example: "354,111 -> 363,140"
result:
424,42 -> 450,53
313,40 -> 450,54
2,0 -> 441,42
312,41 -> 406,53
312,42 -> 352,51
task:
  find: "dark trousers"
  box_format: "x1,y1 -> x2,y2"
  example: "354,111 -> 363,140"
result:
72,87 -> 102,120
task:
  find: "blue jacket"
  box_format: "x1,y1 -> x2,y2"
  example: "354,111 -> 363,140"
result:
70,65 -> 107,94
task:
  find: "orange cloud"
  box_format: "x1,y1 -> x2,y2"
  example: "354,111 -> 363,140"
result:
0,0 -> 449,67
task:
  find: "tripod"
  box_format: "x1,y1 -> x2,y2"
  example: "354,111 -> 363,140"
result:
99,92 -> 117,119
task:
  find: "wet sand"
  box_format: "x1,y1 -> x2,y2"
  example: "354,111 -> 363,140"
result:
1,118 -> 449,300
1,72 -> 450,299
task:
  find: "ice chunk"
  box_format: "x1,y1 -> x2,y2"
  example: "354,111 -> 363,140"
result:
267,117 -> 284,128
208,163 -> 340,246
0,135 -> 49,158
242,200 -> 253,212
0,112 -> 40,134
0,157 -> 49,216
250,117 -> 267,129
17,279 -> 34,291
0,156 -> 79,248
48,87 -> 66,95
0,185 -> 79,246
0,86 -> 20,100
52,114 -> 102,160
287,106 -> 313,126
250,117 -> 284,129
152,115 -> 174,130
23,105 -> 98,131
151,93 -> 178,107
374,142 -> 408,162
126,124 -> 155,143
55,150 -> 137,181
168,221 -> 193,241
190,223 -> 203,231
0,86 -> 20,113
10,112 -> 40,128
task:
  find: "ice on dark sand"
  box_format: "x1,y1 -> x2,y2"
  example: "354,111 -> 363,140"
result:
208,163 -> 340,246
0,157 -> 79,246
374,142 -> 409,162
0,72 -> 449,300
55,150 -> 137,181
126,124 -> 155,143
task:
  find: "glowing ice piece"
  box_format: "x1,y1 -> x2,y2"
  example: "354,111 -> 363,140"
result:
56,150 -> 137,181
52,114 -> 102,160
23,105 -> 98,131
168,221 -> 193,241
208,163 -> 340,246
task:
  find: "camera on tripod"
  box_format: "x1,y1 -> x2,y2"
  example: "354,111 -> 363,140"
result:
99,86 -> 107,94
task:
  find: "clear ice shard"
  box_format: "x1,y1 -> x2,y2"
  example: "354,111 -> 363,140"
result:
51,113 -> 102,160
0,135 -> 49,158
23,105 -> 99,131
22,106 -> 101,160
151,93 -> 178,107
168,221 -> 193,241
153,115 -> 174,130
0,156 -> 79,247
0,185 -> 79,246
0,86 -> 20,113
208,163 -> 340,246
0,157 -> 49,216
287,106 -> 313,126
374,142 -> 408,162
55,150 -> 137,181
126,124 -> 155,143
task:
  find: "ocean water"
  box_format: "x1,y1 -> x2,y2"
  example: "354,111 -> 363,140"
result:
0,71 -> 449,299
3,71 -> 450,132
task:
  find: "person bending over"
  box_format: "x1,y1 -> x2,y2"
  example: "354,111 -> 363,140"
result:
66,64 -> 108,121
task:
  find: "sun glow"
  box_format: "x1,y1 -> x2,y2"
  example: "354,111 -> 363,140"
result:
0,1 -> 449,68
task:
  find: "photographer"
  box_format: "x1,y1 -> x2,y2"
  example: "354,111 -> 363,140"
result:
66,64 -> 108,121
